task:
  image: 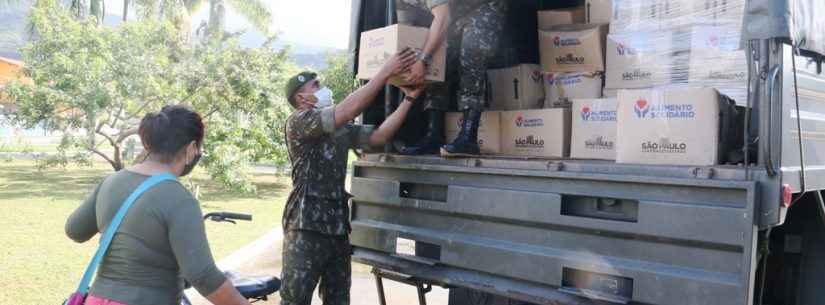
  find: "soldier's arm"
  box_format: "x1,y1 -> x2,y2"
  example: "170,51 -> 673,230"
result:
352,86 -> 423,148
286,108 -> 333,141
423,2 -> 450,62
333,49 -> 417,129
367,97 -> 416,147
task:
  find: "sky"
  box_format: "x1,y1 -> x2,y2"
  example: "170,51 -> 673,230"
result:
105,0 -> 353,49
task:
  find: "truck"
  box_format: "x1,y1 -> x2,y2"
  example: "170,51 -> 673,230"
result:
345,1 -> 825,304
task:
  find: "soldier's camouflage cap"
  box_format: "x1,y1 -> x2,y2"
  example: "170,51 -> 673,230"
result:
285,71 -> 318,106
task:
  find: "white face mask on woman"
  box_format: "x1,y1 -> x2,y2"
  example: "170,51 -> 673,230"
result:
312,87 -> 335,108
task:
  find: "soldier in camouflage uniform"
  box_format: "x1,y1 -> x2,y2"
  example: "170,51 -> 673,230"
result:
280,49 -> 422,305
396,0 -> 508,157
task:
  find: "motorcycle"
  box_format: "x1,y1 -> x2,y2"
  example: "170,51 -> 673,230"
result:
180,212 -> 281,305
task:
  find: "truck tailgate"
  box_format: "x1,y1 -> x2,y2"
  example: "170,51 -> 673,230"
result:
349,156 -> 759,305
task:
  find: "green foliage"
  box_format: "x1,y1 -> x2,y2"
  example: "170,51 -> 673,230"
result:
4,2 -> 293,192
321,51 -> 359,103
34,133 -> 91,170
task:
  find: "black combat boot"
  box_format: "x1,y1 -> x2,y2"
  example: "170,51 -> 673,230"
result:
441,109 -> 481,157
400,110 -> 445,155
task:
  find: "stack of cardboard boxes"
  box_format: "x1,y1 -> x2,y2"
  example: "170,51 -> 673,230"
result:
604,0 -> 747,165
536,2 -> 617,161
355,0 -> 747,167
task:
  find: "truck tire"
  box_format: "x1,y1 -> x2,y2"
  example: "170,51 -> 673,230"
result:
796,194 -> 825,305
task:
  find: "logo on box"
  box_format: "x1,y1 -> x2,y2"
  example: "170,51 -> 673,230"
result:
547,74 -> 583,86
584,136 -> 614,150
515,115 -> 544,128
633,99 -> 650,118
368,36 -> 385,48
515,135 -> 545,148
641,138 -> 688,154
581,106 -> 617,122
616,43 -> 638,56
531,70 -> 544,83
555,54 -> 585,65
706,35 -> 719,48
633,99 -> 696,119
707,71 -> 746,81
621,69 -> 652,81
553,36 -> 581,47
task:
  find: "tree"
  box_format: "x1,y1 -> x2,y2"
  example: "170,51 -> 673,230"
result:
132,0 -> 272,41
4,2 -> 292,192
320,51 -> 359,104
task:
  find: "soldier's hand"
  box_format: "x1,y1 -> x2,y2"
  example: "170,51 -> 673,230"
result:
398,84 -> 426,102
406,60 -> 426,85
382,47 -> 417,77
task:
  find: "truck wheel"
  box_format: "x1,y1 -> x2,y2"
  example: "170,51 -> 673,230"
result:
796,193 -> 825,305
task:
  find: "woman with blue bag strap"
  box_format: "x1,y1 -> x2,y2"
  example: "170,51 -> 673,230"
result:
64,106 -> 252,305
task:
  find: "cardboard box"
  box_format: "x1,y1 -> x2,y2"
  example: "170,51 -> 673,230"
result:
571,99 -> 617,160
500,108 -> 571,158
688,0 -> 745,24
610,0 -> 663,34
544,71 -> 603,108
687,25 -> 747,105
357,24 -> 446,86
603,88 -> 619,98
616,87 -> 724,166
487,64 -> 545,111
539,24 -> 607,73
445,111 -> 501,154
538,7 -> 585,30
585,0 -> 613,24
604,32 -> 673,89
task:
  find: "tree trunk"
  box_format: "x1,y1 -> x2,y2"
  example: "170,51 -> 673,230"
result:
122,0 -> 129,22
90,0 -> 103,24
112,141 -> 124,171
207,0 -> 226,40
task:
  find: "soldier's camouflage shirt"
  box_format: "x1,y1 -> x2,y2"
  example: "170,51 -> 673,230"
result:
283,106 -> 375,236
397,0 -> 499,22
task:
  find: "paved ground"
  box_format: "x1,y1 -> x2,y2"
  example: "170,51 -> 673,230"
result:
186,229 -> 449,305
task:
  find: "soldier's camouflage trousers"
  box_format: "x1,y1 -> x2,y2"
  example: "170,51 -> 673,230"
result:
280,230 -> 352,305
424,1 -> 506,112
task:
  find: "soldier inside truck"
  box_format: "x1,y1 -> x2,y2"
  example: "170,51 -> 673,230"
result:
364,0 -> 594,156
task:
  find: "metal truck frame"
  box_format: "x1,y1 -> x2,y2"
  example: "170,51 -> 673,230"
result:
345,1 -> 825,304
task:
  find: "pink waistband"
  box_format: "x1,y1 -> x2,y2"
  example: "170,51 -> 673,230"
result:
85,295 -> 129,305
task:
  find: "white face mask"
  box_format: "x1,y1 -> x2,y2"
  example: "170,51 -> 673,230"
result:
313,87 -> 334,108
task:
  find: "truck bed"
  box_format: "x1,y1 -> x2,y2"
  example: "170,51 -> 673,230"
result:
349,154 -> 761,305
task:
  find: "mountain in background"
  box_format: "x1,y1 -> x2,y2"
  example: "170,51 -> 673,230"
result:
0,4 -> 28,60
0,4 -> 342,68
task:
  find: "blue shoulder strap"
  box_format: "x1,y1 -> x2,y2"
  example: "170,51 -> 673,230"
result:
75,173 -> 176,293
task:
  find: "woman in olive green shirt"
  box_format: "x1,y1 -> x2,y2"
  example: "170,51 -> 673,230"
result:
66,105 -> 252,305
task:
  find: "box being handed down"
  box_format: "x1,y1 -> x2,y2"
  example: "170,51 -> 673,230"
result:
445,112 -> 501,154
500,109 -> 570,158
571,99 -> 617,160
487,64 -> 545,111
357,24 -> 446,86
616,87 -> 725,166
539,24 -> 607,73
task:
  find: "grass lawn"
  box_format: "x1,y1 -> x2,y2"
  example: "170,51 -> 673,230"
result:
0,142 -> 60,153
0,159 -> 290,305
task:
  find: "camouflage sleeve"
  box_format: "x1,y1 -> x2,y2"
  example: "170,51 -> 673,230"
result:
286,106 -> 337,140
427,0 -> 448,9
349,124 -> 377,149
